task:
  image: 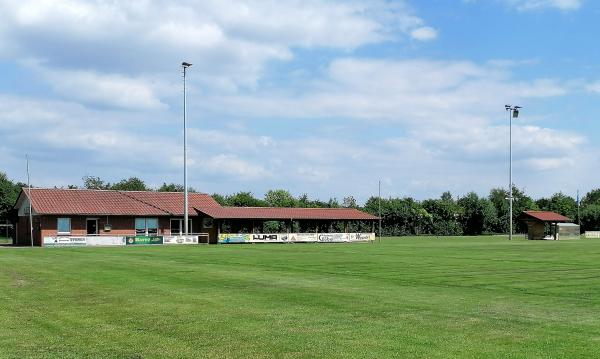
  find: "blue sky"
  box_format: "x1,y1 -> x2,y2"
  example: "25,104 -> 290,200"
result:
0,0 -> 598,203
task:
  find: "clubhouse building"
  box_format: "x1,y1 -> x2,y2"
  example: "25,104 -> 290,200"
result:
13,188 -> 379,246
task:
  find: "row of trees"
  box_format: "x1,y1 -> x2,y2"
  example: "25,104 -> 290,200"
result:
1,171 -> 599,235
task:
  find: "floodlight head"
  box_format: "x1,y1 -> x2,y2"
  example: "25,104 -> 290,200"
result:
182,62 -> 192,68
512,109 -> 519,118
514,106 -> 522,109
505,104 -> 511,110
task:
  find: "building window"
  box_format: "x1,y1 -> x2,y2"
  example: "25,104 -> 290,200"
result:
203,218 -> 214,229
135,218 -> 159,236
57,218 -> 71,235
170,218 -> 193,235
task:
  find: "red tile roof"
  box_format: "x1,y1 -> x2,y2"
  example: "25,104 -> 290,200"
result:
19,188 -> 378,220
197,206 -> 379,220
21,188 -> 219,216
521,211 -> 571,222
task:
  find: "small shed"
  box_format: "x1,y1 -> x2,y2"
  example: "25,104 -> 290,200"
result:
519,211 -> 571,240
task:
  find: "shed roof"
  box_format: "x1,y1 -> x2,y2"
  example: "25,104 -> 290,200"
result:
520,211 -> 571,223
197,206 -> 379,221
17,188 -> 219,216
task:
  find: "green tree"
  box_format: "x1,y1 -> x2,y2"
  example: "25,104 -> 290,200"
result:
226,192 -> 266,207
110,177 -> 148,191
536,192 -> 577,219
580,205 -> 600,231
327,198 -> 340,208
211,193 -> 227,206
342,196 -> 358,209
581,189 -> 600,207
489,186 -> 536,233
264,189 -> 297,207
457,192 -> 497,235
157,183 -> 184,192
83,175 -> 110,190
0,172 -> 23,220
421,196 -> 462,236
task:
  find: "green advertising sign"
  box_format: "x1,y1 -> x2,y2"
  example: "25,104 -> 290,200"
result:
125,236 -> 164,245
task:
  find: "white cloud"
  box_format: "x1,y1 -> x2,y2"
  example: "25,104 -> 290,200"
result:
204,58 -> 568,124
585,81 -> 600,94
410,26 -> 438,41
502,0 -> 582,11
32,65 -> 166,110
200,154 -> 271,180
0,0 -> 431,94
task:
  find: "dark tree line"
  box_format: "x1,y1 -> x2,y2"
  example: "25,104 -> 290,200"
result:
1,171 -> 599,235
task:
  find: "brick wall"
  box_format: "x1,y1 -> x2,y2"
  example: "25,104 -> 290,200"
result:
38,215 -> 217,242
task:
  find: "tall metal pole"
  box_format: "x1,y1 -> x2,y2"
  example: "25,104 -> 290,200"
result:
182,62 -> 192,236
26,155 -> 33,247
509,108 -> 513,241
378,180 -> 382,243
505,105 -> 521,241
577,189 -> 581,227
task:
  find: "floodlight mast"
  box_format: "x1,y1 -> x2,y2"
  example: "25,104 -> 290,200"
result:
182,62 -> 192,236
505,105 -> 522,241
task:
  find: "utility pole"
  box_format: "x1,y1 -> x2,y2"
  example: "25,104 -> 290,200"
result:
577,189 -> 581,227
26,155 -> 33,247
378,180 -> 382,243
182,62 -> 192,236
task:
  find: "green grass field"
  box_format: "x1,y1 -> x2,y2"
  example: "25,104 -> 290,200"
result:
2,236 -> 600,358
0,237 -> 12,245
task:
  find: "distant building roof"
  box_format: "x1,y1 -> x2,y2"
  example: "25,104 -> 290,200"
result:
520,211 -> 571,223
17,188 -> 219,216
196,206 -> 379,221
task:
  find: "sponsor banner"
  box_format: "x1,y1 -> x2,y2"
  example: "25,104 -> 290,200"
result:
288,233 -> 318,242
219,233 -> 375,244
86,236 -> 126,246
163,235 -> 199,245
125,236 -> 163,245
43,236 -> 87,247
350,233 -> 376,242
318,233 -> 350,242
250,233 -> 290,243
219,234 -> 251,244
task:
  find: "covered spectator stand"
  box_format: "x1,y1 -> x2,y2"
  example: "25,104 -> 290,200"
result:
519,211 -> 571,240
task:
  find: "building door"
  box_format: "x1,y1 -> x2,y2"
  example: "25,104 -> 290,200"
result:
87,219 -> 98,235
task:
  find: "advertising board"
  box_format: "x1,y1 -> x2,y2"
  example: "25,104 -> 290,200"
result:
219,234 -> 251,244
288,233 -> 318,242
317,233 -> 350,242
125,236 -> 163,245
43,236 -> 87,247
350,233 -> 376,242
250,233 -> 290,243
218,233 -> 373,244
163,235 -> 199,245
85,236 -> 126,246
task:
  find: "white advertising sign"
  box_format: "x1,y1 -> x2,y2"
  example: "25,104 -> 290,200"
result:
250,233 -> 290,243
288,233 -> 318,242
350,233 -> 376,242
317,233 -> 350,242
43,236 -> 87,246
163,235 -> 199,244
85,236 -> 126,246
219,233 -> 374,244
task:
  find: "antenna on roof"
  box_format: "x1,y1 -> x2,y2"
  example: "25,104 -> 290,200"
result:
26,154 -> 33,247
